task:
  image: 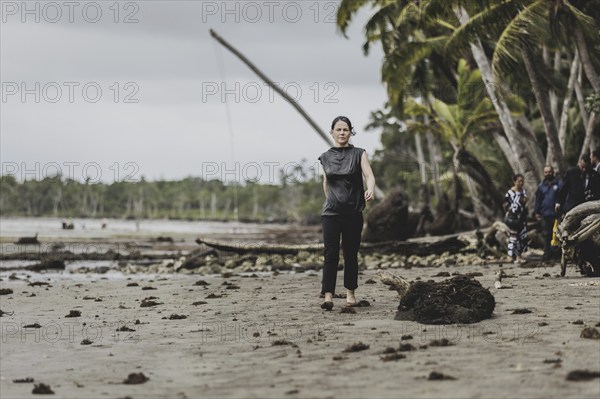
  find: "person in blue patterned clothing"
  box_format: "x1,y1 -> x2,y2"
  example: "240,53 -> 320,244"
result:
503,174 -> 528,263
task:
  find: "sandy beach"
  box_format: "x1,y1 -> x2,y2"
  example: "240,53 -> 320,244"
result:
1,260 -> 599,399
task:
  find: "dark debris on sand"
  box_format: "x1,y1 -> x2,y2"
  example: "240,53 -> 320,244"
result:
194,280 -> 210,286
512,308 -> 533,314
429,338 -> 454,347
32,383 -> 54,394
28,281 -> 50,287
381,352 -> 406,361
164,314 -> 187,320
116,326 -> 136,332
13,378 -> 34,383
192,301 -> 207,306
340,307 -> 356,314
398,343 -> 417,351
395,275 -> 495,324
343,342 -> 369,352
428,371 -> 456,380
64,310 -> 81,318
271,339 -> 293,346
140,298 -> 162,307
123,372 -> 149,384
580,327 -> 600,339
566,370 -> 600,381
0,288 -> 14,295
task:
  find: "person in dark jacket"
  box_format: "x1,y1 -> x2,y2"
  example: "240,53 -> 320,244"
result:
534,166 -> 560,260
318,116 -> 376,311
592,149 -> 600,174
555,153 -> 600,216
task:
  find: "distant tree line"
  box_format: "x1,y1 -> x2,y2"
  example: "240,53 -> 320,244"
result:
0,162 -> 326,224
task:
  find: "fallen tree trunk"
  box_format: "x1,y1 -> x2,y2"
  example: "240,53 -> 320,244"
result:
195,238 -> 322,255
560,201 -> 600,235
196,233 -> 470,257
558,201 -> 600,276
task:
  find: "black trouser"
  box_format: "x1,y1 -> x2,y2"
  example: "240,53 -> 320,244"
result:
541,216 -> 556,258
321,212 -> 363,295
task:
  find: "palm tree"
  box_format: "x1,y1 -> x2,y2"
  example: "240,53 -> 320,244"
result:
445,0 -> 600,170
404,59 -> 507,224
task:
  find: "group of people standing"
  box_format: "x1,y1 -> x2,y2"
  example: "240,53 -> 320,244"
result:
502,150 -> 600,263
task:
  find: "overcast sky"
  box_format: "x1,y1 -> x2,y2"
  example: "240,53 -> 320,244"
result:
1,0 -> 386,184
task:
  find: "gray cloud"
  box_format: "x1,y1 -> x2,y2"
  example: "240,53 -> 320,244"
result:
1,1 -> 386,182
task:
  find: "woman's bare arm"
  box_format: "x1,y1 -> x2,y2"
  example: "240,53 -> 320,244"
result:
361,151 -> 376,202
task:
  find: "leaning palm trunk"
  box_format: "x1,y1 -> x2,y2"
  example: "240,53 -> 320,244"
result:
575,26 -> 600,94
580,113 -> 597,158
559,51 -> 580,151
456,10 -> 540,196
521,47 -> 564,170
516,116 -> 546,175
456,148 -> 503,226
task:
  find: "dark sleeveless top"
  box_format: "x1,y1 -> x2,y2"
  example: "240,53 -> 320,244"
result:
318,145 -> 366,216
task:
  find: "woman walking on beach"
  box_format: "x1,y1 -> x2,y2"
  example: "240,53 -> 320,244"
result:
503,174 -> 528,263
318,116 -> 376,310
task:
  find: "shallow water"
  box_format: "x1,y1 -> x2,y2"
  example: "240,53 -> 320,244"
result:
0,216 -> 290,239
0,217 -> 319,278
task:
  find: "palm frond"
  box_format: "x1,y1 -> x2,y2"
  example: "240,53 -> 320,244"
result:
491,0 -> 549,81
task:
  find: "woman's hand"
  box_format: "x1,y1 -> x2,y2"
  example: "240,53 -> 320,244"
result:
364,189 -> 375,202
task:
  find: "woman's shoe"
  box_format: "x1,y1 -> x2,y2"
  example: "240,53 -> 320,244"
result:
320,301 -> 334,311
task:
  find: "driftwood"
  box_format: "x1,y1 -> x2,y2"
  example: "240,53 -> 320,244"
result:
360,235 -> 469,256
2,260 -> 65,272
559,201 -> 600,234
377,270 -> 411,298
196,233 -> 469,257
195,238 -> 322,255
15,233 -> 40,245
558,201 -> 600,276
494,270 -> 504,289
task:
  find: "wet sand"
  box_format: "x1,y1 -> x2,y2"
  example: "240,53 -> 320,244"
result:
1,262 -> 599,398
